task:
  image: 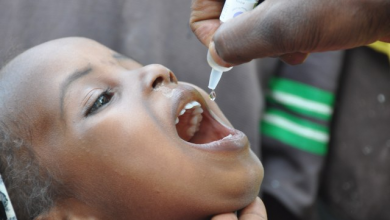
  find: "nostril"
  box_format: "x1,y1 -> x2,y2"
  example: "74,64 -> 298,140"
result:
169,71 -> 178,84
152,76 -> 164,89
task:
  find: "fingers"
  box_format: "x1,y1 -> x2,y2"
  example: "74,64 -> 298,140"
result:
211,213 -> 238,220
211,0 -> 390,65
208,42 -> 234,68
191,0 -> 314,66
237,197 -> 267,220
212,2 -> 281,65
193,0 -> 390,66
190,0 -> 225,46
211,197 -> 267,220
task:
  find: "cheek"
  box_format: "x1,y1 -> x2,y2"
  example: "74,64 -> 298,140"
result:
78,110 -> 157,167
66,108 -> 174,191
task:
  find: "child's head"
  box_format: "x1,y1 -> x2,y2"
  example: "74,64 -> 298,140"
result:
0,37 -> 263,219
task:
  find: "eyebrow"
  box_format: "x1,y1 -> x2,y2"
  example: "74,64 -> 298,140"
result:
60,66 -> 93,119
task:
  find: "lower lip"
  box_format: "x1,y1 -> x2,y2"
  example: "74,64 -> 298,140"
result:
187,128 -> 248,152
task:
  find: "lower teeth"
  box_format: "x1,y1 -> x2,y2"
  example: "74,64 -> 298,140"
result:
223,134 -> 232,139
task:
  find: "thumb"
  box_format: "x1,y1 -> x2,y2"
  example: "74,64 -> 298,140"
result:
212,2 -> 281,65
208,41 -> 235,68
211,213 -> 238,220
237,197 -> 267,220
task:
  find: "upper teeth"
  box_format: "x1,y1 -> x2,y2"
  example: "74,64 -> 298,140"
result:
184,101 -> 201,109
176,101 -> 204,137
176,101 -> 202,124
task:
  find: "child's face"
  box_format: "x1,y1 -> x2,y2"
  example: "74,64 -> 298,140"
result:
1,38 -> 263,219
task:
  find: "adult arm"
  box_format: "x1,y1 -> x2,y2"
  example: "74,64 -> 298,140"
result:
190,0 -> 390,65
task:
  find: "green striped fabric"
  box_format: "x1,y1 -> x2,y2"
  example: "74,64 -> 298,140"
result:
267,78 -> 335,121
261,78 -> 335,155
261,108 -> 329,155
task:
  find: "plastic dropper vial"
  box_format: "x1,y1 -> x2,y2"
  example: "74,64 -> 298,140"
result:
207,0 -> 259,101
207,50 -> 232,100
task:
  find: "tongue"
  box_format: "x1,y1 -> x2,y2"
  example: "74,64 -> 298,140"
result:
176,106 -> 231,144
188,113 -> 231,144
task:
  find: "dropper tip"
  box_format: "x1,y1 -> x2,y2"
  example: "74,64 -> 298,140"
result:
208,69 -> 223,90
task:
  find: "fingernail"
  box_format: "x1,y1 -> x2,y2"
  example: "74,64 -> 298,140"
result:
208,42 -> 233,68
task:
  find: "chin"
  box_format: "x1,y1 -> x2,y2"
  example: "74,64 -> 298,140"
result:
219,154 -> 263,213
195,152 -> 263,218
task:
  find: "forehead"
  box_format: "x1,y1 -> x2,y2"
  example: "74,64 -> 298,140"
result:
2,37 -> 140,95
3,38 -> 116,85
28,38 -> 119,76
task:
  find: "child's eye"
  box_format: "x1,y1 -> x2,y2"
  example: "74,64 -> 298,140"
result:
87,89 -> 113,116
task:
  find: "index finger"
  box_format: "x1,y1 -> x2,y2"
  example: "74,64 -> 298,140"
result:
190,0 -> 225,46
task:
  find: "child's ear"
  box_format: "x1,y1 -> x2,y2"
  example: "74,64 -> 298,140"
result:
34,198 -> 103,220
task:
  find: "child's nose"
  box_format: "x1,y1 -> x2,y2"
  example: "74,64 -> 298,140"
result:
141,64 -> 178,90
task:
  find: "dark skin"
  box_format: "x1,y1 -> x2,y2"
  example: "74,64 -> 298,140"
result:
1,37 -> 266,220
190,0 -> 390,66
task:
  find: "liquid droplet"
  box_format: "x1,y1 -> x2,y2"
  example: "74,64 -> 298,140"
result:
209,90 -> 216,101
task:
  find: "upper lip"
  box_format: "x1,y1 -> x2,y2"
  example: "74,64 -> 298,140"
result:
172,86 -> 206,120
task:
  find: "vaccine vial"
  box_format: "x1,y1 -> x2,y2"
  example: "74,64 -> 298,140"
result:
220,0 -> 259,22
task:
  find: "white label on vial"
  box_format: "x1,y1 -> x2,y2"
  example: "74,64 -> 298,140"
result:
220,0 -> 258,23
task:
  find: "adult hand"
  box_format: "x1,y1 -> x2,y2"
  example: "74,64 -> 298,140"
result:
211,197 -> 267,220
190,0 -> 390,66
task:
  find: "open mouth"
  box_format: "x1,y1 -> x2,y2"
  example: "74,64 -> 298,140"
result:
175,100 -> 232,144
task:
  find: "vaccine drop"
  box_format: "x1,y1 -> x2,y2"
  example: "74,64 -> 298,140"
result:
209,90 -> 216,101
